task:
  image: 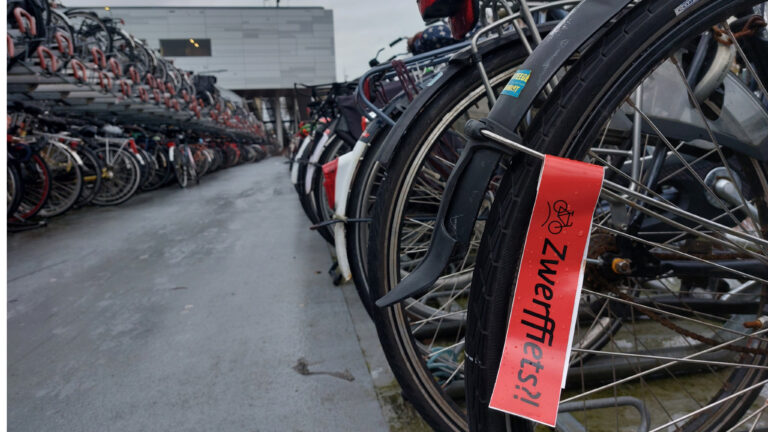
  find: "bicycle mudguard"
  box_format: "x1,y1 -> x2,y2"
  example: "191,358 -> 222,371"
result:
332,119 -> 387,282
304,118 -> 339,194
377,0 -> 634,307
291,135 -> 312,185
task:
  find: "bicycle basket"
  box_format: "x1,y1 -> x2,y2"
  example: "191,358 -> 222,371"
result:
416,0 -> 479,39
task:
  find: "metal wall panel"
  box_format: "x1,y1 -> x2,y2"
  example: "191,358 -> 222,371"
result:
88,7 -> 336,90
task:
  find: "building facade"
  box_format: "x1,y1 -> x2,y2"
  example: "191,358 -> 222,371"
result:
91,6 -> 336,92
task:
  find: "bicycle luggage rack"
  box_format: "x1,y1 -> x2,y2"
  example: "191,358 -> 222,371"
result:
355,41 -> 470,126
354,0 -> 581,123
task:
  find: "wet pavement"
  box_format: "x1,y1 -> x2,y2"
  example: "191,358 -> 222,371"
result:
8,158 -> 392,432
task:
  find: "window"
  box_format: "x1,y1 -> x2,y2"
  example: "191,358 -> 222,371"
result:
159,39 -> 211,57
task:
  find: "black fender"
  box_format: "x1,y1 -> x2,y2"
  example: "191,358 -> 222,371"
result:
377,0 -> 634,307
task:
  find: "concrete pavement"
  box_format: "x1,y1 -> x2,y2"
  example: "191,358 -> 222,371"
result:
8,158 -> 394,432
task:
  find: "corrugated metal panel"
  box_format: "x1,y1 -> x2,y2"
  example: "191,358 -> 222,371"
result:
89,7 -> 336,90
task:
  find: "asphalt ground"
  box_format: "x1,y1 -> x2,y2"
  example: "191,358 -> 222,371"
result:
7,157 -> 410,432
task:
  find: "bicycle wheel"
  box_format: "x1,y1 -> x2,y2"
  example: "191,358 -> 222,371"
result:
296,129 -> 329,231
12,154 -> 50,221
91,145 -> 141,206
211,148 -> 224,172
75,145 -> 103,207
169,146 -> 185,188
242,145 -> 257,163
65,10 -> 112,60
139,147 -> 166,191
345,125 -> 391,315
137,147 -> 157,190
312,135 -> 353,245
366,40 -> 533,432
38,142 -> 83,218
467,1 -> 768,431
8,165 -> 24,217
193,147 -> 211,180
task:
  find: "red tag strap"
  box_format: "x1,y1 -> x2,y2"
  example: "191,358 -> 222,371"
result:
489,155 -> 604,427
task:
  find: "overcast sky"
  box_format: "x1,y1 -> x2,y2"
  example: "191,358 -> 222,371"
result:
65,0 -> 427,80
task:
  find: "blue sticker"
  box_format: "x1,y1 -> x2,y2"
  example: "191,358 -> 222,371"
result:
501,69 -> 531,98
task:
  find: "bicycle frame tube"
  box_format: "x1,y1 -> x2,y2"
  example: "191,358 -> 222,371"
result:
377,0 -> 635,307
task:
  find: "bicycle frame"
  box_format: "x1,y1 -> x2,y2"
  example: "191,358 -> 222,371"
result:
377,0 -> 635,306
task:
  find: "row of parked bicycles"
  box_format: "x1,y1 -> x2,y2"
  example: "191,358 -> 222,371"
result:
8,110 -> 268,225
7,0 -> 270,227
290,0 -> 768,431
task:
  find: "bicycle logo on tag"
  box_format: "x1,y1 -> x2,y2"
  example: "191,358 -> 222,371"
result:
542,200 -> 573,235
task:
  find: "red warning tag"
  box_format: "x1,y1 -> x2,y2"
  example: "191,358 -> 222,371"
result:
489,155 -> 604,426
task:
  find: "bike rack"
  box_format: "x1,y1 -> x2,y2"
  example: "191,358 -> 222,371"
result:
8,43 -> 262,140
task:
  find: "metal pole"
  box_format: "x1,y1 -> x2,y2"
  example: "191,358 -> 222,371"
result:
274,97 -> 284,149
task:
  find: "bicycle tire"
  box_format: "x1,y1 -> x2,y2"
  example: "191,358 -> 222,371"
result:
12,153 -> 50,221
296,128 -> 327,224
7,164 -> 24,217
37,142 -> 83,218
91,145 -> 141,206
140,147 -> 169,191
345,126 -> 391,316
75,145 -> 103,207
367,40 -> 534,432
312,135 -> 353,245
65,10 -> 112,60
